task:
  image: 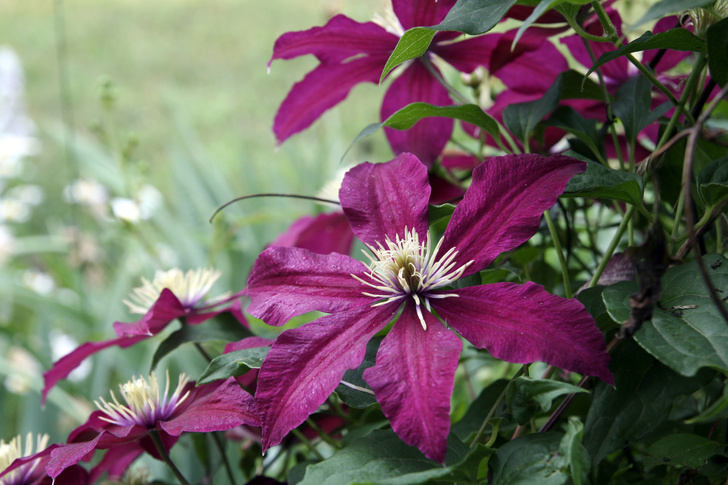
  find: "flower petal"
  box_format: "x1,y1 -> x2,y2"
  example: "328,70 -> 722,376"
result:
433,283 -> 613,384
113,288 -> 186,337
363,304 -> 461,462
160,377 -> 260,435
393,0 -> 457,31
246,246 -> 371,326
339,153 -> 430,246
273,55 -> 386,143
381,62 -> 453,166
88,442 -> 143,482
269,14 -> 396,64
271,211 -> 355,255
42,335 -> 148,405
442,154 -> 585,273
256,303 -> 397,450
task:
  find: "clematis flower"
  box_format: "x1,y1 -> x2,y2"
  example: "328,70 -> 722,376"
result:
0,433 -> 88,485
42,268 -> 247,404
271,0 -> 511,166
41,372 -> 259,481
246,153 -> 613,462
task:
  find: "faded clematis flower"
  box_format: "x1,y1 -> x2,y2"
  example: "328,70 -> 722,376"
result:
42,268 -> 247,404
41,372 -> 259,482
246,153 -> 613,462
0,433 -> 88,485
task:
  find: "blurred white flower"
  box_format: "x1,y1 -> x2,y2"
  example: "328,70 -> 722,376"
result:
111,197 -> 142,222
111,184 -> 163,223
49,330 -> 91,382
63,178 -> 109,206
3,346 -> 41,394
22,269 -> 54,295
7,184 -> 43,206
0,198 -> 30,223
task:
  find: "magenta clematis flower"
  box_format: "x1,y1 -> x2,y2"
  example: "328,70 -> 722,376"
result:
42,268 -> 247,404
0,434 -> 88,485
40,372 -> 259,481
271,0 -> 511,165
246,153 -> 613,462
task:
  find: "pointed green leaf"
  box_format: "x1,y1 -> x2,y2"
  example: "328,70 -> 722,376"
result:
489,433 -> 570,485
435,0 -> 519,34
558,418 -> 590,485
512,0 -> 590,47
613,75 -> 671,143
196,347 -> 269,385
503,74 -> 561,144
334,337 -> 381,409
697,155 -> 728,206
686,379 -> 728,424
507,377 -> 588,425
297,430 -> 477,485
546,106 -> 604,161
633,0 -> 714,28
586,29 -> 706,78
380,28 -> 436,83
707,18 -> 728,87
563,155 -> 645,208
151,315 -> 252,370
644,433 -> 721,472
452,379 -> 509,441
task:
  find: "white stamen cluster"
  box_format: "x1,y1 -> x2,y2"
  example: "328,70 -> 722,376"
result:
353,228 -> 472,330
95,371 -> 190,428
0,433 -> 49,485
123,267 -> 228,314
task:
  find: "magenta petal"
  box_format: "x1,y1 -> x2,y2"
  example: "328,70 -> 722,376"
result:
432,35 -> 497,74
47,437 -> 102,478
256,303 -> 396,450
246,246 -> 371,326
393,0 -> 457,30
88,442 -> 143,482
113,289 -> 186,337
160,378 -> 259,435
381,62 -> 453,166
363,304 -> 461,462
270,15 -> 396,64
186,299 -> 247,326
42,335 -> 148,405
442,154 -> 585,273
340,153 -> 431,246
271,211 -> 355,255
433,283 -> 613,384
273,55 -> 386,142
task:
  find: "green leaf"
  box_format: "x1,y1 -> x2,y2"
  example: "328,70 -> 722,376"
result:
577,285 -> 622,333
151,315 -> 252,370
334,337 -> 381,409
512,0 -> 590,47
297,429 -> 477,485
707,18 -> 728,87
434,0 -> 519,34
601,281 -> 637,325
452,379 -> 509,441
634,255 -> 728,377
563,155 -> 645,208
558,418 -> 590,485
196,347 -> 269,385
686,379 -> 728,423
345,103 -> 501,159
506,377 -> 588,425
643,433 -> 721,472
633,0 -> 714,28
586,29 -> 706,78
613,75 -> 671,144
489,433 -> 570,485
503,74 -> 561,144
697,155 -> 728,206
583,340 -> 711,465
380,28 -> 436,83
546,106 -> 604,162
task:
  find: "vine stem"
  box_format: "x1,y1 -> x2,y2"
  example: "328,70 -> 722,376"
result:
588,205 -> 635,288
211,431 -> 237,485
150,430 -> 190,485
469,366 -> 525,448
291,429 -> 325,460
544,210 -> 573,298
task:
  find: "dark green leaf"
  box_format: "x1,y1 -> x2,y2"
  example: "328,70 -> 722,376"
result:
196,347 -> 269,385
644,433 -> 721,472
503,75 -> 561,144
601,280 -> 637,325
697,155 -> 728,206
151,316 -> 252,370
633,0 -> 715,28
586,30 -> 706,78
489,432 -> 570,485
507,377 -> 587,425
558,418 -> 590,485
707,18 -> 728,87
380,28 -> 436,82
429,203 -> 455,231
634,255 -> 728,376
546,106 -> 604,161
297,429 -> 475,485
583,341 -> 710,465
512,0 -> 590,47
563,155 -> 645,208
559,70 -> 604,101
613,75 -> 654,143
434,0 -> 519,34
686,379 -> 728,423
577,285 -> 622,333
452,379 -> 509,441
334,337 -> 381,409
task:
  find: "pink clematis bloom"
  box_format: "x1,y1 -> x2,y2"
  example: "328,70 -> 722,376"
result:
246,153 -> 613,462
270,0 -> 513,166
0,434 -> 88,485
42,268 -> 247,404
40,372 -> 259,482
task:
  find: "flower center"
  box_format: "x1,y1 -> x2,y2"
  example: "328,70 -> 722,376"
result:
123,267 -> 228,314
0,433 -> 49,485
353,228 -> 472,330
95,371 -> 190,428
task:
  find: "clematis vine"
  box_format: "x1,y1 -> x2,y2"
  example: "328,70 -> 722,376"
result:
42,268 -> 246,404
40,372 -> 259,483
246,153 -> 613,462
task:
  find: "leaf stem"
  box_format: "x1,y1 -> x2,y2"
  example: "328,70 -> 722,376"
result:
211,431 -> 236,485
544,209 -> 573,298
588,205 -> 635,288
149,430 -> 190,485
469,366 -> 525,448
291,428 -> 325,460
